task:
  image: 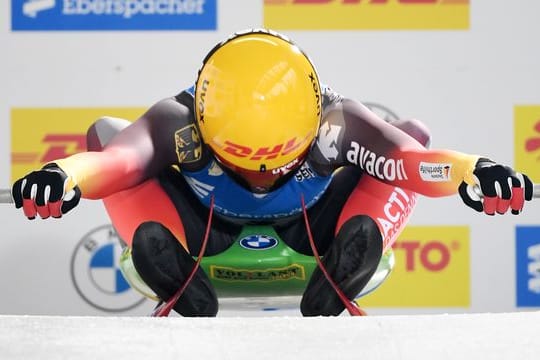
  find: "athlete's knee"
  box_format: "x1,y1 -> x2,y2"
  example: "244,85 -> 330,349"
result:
131,221 -> 218,316
392,118 -> 431,148
300,215 -> 383,316
86,116 -> 131,151
338,215 -> 382,246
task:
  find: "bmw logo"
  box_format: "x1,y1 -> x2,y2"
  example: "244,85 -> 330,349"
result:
70,225 -> 146,312
239,235 -> 279,250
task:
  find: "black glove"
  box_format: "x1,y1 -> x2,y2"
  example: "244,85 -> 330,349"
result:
12,164 -> 81,220
458,158 -> 533,215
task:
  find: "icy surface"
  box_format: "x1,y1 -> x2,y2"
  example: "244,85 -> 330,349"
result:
0,312 -> 539,360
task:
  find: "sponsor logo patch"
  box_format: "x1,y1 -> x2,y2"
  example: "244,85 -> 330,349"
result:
419,162 -> 452,182
347,141 -> 408,181
239,235 -> 279,250
209,264 -> 305,282
175,124 -> 202,164
317,122 -> 341,161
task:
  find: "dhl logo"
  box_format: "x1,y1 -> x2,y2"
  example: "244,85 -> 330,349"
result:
264,0 -> 469,30
12,134 -> 86,165
524,120 -> 540,157
10,108 -> 144,182
222,137 -> 305,160
360,225 -> 470,307
522,117 -> 540,183
515,106 -> 540,182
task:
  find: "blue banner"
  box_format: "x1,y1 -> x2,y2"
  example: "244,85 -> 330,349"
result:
516,226 -> 540,307
12,0 -> 217,31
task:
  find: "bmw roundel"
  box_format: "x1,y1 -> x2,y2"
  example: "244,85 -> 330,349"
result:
71,225 -> 146,312
239,235 -> 279,250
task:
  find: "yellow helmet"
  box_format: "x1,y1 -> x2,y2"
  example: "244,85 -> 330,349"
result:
195,29 -> 322,193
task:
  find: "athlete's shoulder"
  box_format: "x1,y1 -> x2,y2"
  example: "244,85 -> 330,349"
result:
174,85 -> 196,113
170,86 -> 213,170
306,85 -> 343,176
144,96 -> 192,126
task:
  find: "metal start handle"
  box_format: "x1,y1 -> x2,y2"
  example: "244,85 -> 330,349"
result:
0,189 -> 12,204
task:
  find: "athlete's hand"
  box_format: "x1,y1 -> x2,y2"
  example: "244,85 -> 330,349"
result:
12,164 -> 81,219
458,158 -> 533,215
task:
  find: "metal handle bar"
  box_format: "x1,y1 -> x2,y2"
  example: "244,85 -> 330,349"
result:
0,189 -> 12,204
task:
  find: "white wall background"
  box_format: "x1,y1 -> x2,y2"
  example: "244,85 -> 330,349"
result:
1,0 -> 539,316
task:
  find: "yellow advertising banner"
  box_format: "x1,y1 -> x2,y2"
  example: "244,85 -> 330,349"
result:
360,226 -> 470,307
11,108 -> 145,182
514,105 -> 540,183
264,0 -> 469,30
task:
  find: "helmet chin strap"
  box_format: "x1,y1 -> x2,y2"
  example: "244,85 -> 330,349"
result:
300,194 -> 366,316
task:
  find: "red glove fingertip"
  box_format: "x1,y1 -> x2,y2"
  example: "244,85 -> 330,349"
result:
483,196 -> 497,215
49,201 -> 63,218
36,205 -> 51,219
510,187 -> 525,213
22,199 -> 37,219
496,198 -> 511,214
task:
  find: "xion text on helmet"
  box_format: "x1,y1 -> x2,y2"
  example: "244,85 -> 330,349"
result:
309,72 -> 321,117
198,79 -> 209,123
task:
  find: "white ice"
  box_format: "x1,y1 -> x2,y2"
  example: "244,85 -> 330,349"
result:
1,311 -> 539,360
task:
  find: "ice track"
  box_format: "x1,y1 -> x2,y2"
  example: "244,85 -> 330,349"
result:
1,312 -> 539,360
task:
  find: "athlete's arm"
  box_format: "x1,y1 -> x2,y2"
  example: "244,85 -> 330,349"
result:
314,98 -> 494,197
53,97 -> 189,199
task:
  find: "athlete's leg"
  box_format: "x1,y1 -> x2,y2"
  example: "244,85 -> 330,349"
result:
337,118 -> 431,251
86,117 -> 188,249
86,117 -> 238,316
131,221 -> 219,316
300,118 -> 431,316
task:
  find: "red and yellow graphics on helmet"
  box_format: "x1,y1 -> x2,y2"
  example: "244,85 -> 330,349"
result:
195,29 -> 322,193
